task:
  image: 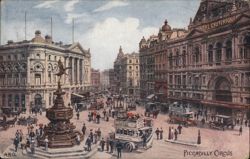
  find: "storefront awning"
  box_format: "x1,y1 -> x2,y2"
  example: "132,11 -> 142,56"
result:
147,94 -> 155,99
71,93 -> 84,98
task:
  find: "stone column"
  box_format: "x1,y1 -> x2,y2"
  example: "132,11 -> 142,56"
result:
232,35 -> 238,60
77,58 -> 79,84
71,57 -> 74,85
27,57 -> 30,85
64,57 -> 68,85
44,54 -> 48,85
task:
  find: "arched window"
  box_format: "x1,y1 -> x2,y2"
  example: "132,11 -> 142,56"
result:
169,53 -> 173,68
208,45 -> 213,63
182,50 -> 186,66
194,47 -> 200,63
225,40 -> 232,61
176,50 -> 179,66
243,35 -> 250,59
215,42 -> 222,64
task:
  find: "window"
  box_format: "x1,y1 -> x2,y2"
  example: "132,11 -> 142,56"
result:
8,55 -> 11,60
14,55 -> 18,60
225,40 -> 232,61
215,43 -> 222,63
208,45 -> 213,63
129,66 -> 132,70
35,74 -> 41,85
176,50 -> 179,66
129,60 -> 132,63
2,94 -> 5,107
8,94 -> 12,107
194,47 -> 200,63
182,50 -> 186,66
55,56 -> 57,61
48,55 -> 51,60
169,53 -> 173,68
243,35 -> 250,59
36,54 -> 40,59
0,56 -> 3,61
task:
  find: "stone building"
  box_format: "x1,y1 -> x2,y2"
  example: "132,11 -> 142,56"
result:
108,68 -> 115,93
100,69 -> 110,90
114,46 -> 140,97
91,68 -> 101,91
139,0 -> 250,118
0,30 -> 91,113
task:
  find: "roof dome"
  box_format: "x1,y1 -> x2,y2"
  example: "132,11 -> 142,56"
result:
162,19 -> 171,31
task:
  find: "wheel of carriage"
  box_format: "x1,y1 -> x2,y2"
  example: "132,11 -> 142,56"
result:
125,142 -> 135,152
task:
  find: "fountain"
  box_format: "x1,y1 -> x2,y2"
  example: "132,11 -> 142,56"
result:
38,59 -> 83,148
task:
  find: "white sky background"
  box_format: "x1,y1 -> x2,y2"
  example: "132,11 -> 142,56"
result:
0,0 -> 200,70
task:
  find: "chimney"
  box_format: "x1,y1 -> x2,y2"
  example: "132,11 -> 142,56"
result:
45,35 -> 52,44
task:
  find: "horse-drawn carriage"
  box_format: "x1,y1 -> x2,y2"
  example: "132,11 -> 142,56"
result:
0,116 -> 17,130
17,116 -> 38,126
208,115 -> 234,130
88,100 -> 104,110
168,102 -> 197,126
144,102 -> 160,117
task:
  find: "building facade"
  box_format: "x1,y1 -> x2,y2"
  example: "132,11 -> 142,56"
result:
114,46 -> 140,97
108,69 -> 115,93
91,68 -> 101,91
139,0 -> 250,118
100,69 -> 110,90
0,30 -> 91,113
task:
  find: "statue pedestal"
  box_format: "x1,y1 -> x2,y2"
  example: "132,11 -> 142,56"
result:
38,82 -> 83,148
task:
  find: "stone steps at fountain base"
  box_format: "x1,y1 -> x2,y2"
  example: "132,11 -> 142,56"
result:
23,142 -> 99,159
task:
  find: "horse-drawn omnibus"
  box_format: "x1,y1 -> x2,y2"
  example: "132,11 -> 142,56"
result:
168,102 -> 197,126
112,110 -> 154,152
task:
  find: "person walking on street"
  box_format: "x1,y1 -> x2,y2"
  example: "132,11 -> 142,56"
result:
177,124 -> 182,134
97,128 -> 101,140
76,109 -> 80,120
96,113 -> 101,124
159,128 -> 163,140
106,137 -> 110,152
109,139 -> 114,153
155,128 -> 160,140
30,139 -> 35,154
142,133 -> 147,148
239,126 -> 243,135
174,129 -> 178,140
88,112 -> 92,122
82,123 -> 86,136
85,136 -> 92,151
14,136 -> 19,152
44,136 -> 49,151
100,138 -> 105,151
116,140 -> 123,158
171,127 -> 174,140
89,130 -> 94,143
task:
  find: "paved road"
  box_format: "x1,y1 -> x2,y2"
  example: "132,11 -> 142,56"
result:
0,98 -> 249,159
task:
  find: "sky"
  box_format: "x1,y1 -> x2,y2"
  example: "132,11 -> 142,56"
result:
0,0 -> 200,70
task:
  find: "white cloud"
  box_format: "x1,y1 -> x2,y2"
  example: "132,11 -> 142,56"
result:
64,12 -> 90,24
80,17 -> 158,70
64,0 -> 79,12
34,0 -> 59,9
93,1 -> 129,12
